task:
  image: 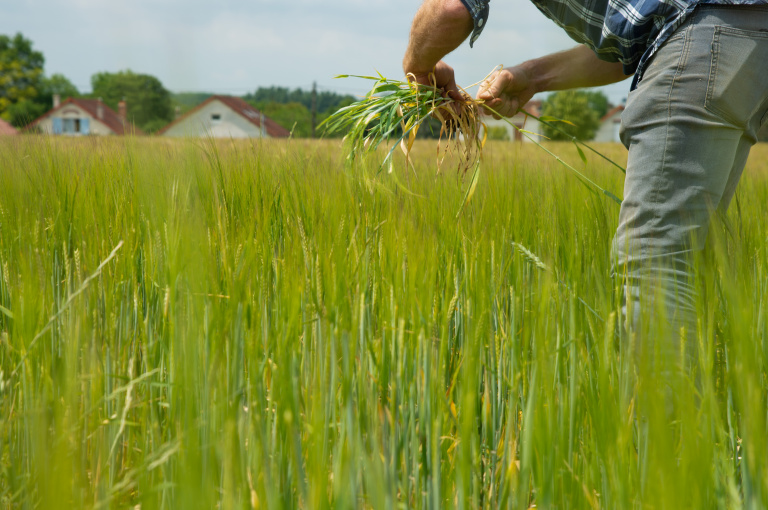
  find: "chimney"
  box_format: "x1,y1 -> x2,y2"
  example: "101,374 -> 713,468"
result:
97,97 -> 104,120
118,99 -> 127,125
53,94 -> 61,109
259,112 -> 266,138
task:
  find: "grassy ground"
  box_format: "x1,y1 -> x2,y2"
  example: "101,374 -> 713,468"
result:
0,135 -> 766,509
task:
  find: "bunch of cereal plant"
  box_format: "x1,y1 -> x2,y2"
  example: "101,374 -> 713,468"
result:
320,72 -> 485,176
322,71 -> 624,206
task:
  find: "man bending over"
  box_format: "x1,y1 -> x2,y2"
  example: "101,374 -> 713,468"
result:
403,0 -> 768,341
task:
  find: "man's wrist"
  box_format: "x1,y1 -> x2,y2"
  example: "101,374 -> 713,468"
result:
403,58 -> 435,77
402,0 -> 473,77
517,60 -> 546,95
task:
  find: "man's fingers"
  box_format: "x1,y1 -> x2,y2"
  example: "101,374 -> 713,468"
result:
480,97 -> 500,116
476,68 -> 526,119
481,97 -> 507,118
446,79 -> 464,102
480,96 -> 519,119
501,100 -> 520,118
477,71 -> 505,100
477,82 -> 500,101
504,99 -> 520,116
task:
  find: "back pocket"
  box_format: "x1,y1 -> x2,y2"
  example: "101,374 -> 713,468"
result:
706,26 -> 768,128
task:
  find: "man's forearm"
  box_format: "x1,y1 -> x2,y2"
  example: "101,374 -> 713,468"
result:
521,45 -> 630,92
476,44 -> 630,118
402,0 -> 473,75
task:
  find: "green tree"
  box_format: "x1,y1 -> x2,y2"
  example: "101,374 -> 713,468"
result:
171,92 -> 213,116
251,101 -> 312,137
248,94 -> 359,139
486,125 -> 510,141
91,70 -> 173,133
244,86 -> 355,114
40,73 -> 79,105
541,90 -> 601,141
244,86 -> 363,137
6,74 -> 81,128
0,33 -> 44,126
583,90 -> 610,119
5,99 -> 45,127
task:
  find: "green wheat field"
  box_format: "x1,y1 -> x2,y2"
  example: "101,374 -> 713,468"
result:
1,136 -> 767,509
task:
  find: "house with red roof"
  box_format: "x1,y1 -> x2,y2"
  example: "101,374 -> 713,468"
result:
594,104 -> 625,143
158,95 -> 290,138
481,100 -> 543,142
26,95 -> 143,136
0,118 -> 18,136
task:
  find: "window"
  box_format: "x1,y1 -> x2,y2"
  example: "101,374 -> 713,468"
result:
211,113 -> 222,123
54,117 -> 90,135
62,118 -> 80,133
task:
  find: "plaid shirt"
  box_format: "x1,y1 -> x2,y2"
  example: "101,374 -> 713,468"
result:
459,0 -> 768,89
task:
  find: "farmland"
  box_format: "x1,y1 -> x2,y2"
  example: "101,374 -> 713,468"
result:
0,136 -> 767,509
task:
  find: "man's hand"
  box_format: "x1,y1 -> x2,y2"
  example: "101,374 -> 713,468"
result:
476,66 -> 537,119
402,0 -> 473,100
475,46 -> 631,119
401,0 -> 473,117
408,60 -> 464,105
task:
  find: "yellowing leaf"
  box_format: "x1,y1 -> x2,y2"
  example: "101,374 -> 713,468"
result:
456,160 -> 481,219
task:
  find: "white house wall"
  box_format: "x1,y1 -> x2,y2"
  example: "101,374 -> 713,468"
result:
594,118 -> 622,143
36,104 -> 114,135
163,100 -> 265,138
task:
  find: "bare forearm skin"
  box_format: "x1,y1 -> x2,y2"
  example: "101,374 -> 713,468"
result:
521,45 -> 630,92
477,44 -> 631,117
401,0 -> 631,118
402,0 -> 473,76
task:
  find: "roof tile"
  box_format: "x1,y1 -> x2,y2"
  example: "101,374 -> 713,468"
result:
158,95 -> 290,138
26,98 -> 144,135
0,118 -> 18,135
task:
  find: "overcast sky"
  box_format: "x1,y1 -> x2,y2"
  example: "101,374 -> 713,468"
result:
1,0 -> 632,104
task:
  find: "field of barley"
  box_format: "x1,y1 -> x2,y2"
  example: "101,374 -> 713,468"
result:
0,135 -> 767,509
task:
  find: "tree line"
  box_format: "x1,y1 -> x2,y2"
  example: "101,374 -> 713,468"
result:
0,32 -> 357,136
1,31 -> 611,139
0,31 -> 613,140
0,33 -> 608,139
9,31 -> 763,142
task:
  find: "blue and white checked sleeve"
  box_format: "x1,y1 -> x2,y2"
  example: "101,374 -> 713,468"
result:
458,0 -> 490,47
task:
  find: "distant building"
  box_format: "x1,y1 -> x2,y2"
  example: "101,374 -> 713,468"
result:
26,95 -> 143,136
0,118 -> 18,136
159,95 -> 290,138
594,105 -> 625,143
482,100 -> 543,142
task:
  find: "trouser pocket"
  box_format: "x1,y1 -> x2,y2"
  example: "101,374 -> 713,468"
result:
705,26 -> 768,128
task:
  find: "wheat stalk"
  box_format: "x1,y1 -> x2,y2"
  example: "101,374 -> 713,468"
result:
321,71 -> 624,208
320,72 -> 485,176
